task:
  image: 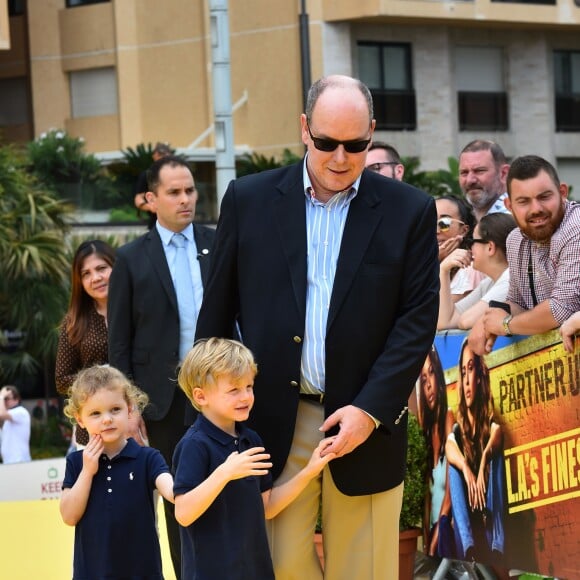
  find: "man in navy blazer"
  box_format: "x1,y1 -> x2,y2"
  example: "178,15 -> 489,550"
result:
195,76 -> 439,579
108,156 -> 214,579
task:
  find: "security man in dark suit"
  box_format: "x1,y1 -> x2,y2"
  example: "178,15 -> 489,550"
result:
108,155 -> 214,579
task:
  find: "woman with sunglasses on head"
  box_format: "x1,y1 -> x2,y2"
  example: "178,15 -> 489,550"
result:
436,196 -> 482,302
436,196 -> 474,262
55,240 -> 147,449
438,213 -> 516,330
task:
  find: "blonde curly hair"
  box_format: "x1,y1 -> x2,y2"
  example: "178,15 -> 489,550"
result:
63,365 -> 149,424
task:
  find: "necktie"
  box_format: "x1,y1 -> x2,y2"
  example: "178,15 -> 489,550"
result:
171,233 -> 197,362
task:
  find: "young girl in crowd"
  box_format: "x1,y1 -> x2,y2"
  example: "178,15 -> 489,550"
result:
60,365 -> 173,580
438,213 -> 516,330
55,240 -> 146,448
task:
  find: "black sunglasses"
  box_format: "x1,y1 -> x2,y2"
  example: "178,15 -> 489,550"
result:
306,122 -> 371,154
466,237 -> 489,249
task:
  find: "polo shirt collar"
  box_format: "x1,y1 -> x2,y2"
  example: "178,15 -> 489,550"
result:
194,413 -> 252,446
101,437 -> 140,461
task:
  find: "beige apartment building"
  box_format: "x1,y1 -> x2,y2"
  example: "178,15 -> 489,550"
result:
1,0 -> 580,202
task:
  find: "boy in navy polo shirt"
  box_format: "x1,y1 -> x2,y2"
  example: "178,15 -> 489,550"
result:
60,365 -> 174,579
173,337 -> 336,579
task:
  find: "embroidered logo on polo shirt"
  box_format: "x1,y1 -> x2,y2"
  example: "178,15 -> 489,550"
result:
129,472 -> 134,480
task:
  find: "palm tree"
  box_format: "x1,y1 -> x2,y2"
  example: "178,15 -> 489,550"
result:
236,148 -> 301,177
0,143 -> 72,392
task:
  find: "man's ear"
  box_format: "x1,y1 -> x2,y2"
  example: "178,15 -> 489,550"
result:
504,195 -> 512,213
145,191 -> 155,206
300,114 -> 309,147
500,163 -> 510,187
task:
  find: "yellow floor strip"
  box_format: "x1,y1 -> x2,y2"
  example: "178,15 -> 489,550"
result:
0,498 -> 176,580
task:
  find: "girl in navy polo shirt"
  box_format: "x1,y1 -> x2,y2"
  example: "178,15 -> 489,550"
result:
60,365 -> 174,579
173,337 -> 336,580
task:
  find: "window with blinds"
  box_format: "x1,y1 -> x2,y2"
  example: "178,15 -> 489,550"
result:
69,67 -> 118,119
454,46 -> 508,131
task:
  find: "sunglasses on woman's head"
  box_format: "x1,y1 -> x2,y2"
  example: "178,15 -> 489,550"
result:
306,122 -> 371,154
437,217 -> 465,232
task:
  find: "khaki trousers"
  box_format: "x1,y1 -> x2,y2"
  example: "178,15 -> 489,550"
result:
267,400 -> 404,580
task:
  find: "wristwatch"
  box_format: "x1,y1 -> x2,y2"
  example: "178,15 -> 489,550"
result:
502,314 -> 513,337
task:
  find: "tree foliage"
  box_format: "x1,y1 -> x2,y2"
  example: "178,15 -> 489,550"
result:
403,156 -> 462,198
0,144 -> 72,389
400,413 -> 428,531
27,129 -> 119,210
236,148 -> 301,177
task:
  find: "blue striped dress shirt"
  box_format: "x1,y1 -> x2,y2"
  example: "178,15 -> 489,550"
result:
300,162 -> 361,395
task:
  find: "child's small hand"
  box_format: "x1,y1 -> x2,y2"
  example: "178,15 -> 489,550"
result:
219,446 -> 272,481
304,437 -> 337,476
82,434 -> 104,476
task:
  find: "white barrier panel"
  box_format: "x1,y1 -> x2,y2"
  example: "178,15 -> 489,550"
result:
0,457 -> 66,501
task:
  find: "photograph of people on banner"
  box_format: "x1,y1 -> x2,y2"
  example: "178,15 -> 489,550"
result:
415,330 -> 579,579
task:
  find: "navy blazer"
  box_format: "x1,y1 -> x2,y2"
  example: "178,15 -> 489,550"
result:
196,161 -> 439,495
108,224 -> 215,421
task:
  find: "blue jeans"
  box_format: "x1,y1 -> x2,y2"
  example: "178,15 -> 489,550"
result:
449,454 -> 506,559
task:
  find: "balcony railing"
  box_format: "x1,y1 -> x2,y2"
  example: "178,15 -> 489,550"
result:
370,90 -> 416,131
458,91 -> 508,131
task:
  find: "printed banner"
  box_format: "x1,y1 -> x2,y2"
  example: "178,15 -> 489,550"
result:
416,329 -> 579,579
0,457 -> 66,501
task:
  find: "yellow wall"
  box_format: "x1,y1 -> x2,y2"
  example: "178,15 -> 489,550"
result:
22,0 -> 310,155
0,0 -> 8,50
14,0 -> 580,158
28,1 -> 71,138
